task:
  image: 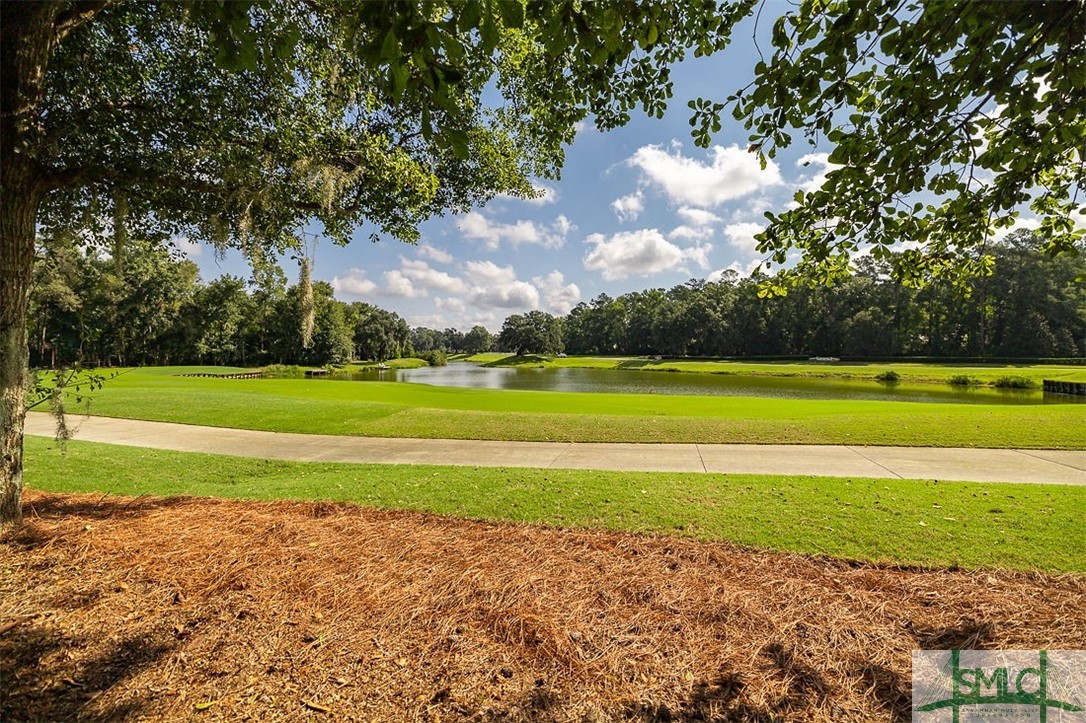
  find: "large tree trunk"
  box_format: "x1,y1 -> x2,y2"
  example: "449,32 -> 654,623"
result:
0,183 -> 39,528
1,2 -> 56,528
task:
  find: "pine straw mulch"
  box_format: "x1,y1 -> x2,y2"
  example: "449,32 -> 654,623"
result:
2,491 -> 1084,722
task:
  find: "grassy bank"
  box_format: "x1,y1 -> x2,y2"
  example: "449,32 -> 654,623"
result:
23,436 -> 1086,572
349,358 -> 429,370
469,353 -> 1086,384
57,366 -> 1085,448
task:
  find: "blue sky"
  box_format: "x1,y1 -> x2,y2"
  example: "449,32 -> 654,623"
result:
183,8 -> 844,331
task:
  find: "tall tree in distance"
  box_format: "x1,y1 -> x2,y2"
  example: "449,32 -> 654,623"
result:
0,0 -> 751,526
500,311 -> 563,356
351,303 -> 411,362
191,276 -> 253,367
463,325 -> 495,354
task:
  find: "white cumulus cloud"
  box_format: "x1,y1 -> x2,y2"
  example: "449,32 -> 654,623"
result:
708,259 -> 763,281
381,269 -> 427,298
723,222 -> 764,257
628,143 -> 783,207
583,229 -> 706,280
464,259 -> 516,286
398,258 -> 467,294
670,206 -> 723,242
418,243 -> 453,264
795,153 -> 839,194
611,191 -> 644,222
676,207 -> 723,227
532,271 -> 581,315
682,242 -> 713,271
471,281 -> 540,310
463,260 -> 540,310
171,237 -> 202,259
670,225 -> 714,241
457,212 -> 572,251
331,268 -> 377,297
435,297 -> 466,313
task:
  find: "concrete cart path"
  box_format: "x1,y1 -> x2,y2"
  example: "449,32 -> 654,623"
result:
24,412 -> 1086,486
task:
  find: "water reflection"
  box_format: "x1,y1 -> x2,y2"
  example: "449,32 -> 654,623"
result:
335,363 -> 1083,406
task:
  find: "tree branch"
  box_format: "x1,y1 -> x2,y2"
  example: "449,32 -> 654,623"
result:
53,0 -> 115,45
42,164 -> 342,216
42,164 -> 230,194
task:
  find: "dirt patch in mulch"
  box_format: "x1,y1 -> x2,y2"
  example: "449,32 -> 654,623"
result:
2,491 -> 1083,722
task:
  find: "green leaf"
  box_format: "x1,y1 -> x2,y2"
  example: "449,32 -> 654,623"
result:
446,128 -> 470,159
458,1 -> 482,33
645,22 -> 659,46
497,0 -> 524,28
273,26 -> 302,61
389,63 -> 410,99
772,17 -> 789,48
380,29 -> 400,61
480,9 -> 500,50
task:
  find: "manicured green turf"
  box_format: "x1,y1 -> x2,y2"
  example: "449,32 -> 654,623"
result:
470,353 -> 1086,384
60,366 -> 1085,449
23,436 -> 1085,572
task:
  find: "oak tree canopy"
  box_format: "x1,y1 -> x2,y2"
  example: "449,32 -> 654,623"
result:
688,0 -> 1085,292
0,0 -> 748,526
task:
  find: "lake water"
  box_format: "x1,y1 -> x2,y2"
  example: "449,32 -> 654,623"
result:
338,363 -> 1083,406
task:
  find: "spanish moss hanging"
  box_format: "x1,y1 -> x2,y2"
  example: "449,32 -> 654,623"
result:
298,232 -> 317,349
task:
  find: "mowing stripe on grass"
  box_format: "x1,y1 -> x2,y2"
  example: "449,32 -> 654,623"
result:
51,366 -> 1086,449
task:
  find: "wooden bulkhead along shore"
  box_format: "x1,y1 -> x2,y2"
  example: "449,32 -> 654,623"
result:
1043,379 -> 1086,396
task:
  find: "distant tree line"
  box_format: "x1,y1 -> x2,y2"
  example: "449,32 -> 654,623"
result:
29,233 -> 495,368
513,232 -> 1085,359
29,231 -> 1084,369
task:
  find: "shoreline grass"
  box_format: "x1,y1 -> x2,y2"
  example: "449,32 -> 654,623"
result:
348,357 -> 429,370
468,353 -> 1086,384
23,436 -> 1086,572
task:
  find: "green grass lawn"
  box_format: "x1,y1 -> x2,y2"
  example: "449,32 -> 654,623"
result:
23,436 -> 1085,572
57,366 -> 1085,449
470,353 -> 1086,383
